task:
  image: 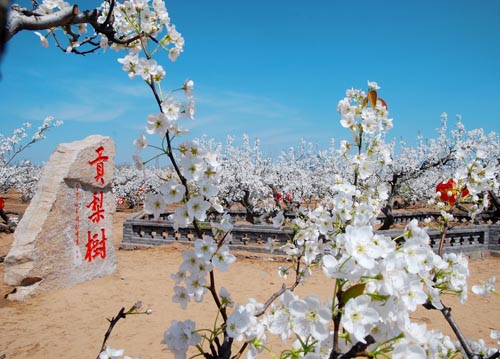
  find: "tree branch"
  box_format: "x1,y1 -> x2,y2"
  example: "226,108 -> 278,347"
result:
0,0 -> 9,59
97,307 -> 127,359
424,299 -> 483,359
5,3 -> 141,51
340,337 -> 375,359
439,304 -> 482,359
6,4 -> 78,41
255,259 -> 302,318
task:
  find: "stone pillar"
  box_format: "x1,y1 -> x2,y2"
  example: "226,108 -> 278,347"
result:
3,135 -> 117,300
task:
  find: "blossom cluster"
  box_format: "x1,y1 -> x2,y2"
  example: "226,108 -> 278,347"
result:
142,139 -> 224,229
99,0 -> 181,58
103,0 -> 187,83
264,217 -> 468,357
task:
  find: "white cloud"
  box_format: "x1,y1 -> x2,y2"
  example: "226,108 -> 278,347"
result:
179,86 -> 330,155
196,88 -> 300,121
17,77 -> 152,123
20,100 -> 128,123
102,83 -> 151,98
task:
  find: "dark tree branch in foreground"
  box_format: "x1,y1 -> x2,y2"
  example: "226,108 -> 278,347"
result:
6,4 -> 79,40
97,307 -> 127,359
328,335 -> 375,359
4,1 -> 140,55
423,299 -> 500,359
0,0 -> 9,59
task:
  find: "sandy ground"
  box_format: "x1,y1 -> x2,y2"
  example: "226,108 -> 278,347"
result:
0,196 -> 500,359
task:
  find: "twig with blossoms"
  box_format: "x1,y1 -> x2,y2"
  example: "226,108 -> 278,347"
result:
97,301 -> 151,359
108,3 -> 258,357
0,116 -> 63,167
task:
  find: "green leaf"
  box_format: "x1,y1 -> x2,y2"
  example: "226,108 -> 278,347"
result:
340,283 -> 366,304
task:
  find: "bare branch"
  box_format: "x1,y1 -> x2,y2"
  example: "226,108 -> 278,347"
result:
97,307 -> 127,359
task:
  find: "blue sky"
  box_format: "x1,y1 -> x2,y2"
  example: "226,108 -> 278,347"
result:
1,0 -> 499,164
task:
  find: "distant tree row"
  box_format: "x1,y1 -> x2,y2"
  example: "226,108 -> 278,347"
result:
2,114 -> 499,226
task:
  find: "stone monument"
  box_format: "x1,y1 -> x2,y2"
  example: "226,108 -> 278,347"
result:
3,135 -> 117,300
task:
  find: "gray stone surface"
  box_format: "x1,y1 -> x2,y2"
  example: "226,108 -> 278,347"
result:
3,135 -> 117,300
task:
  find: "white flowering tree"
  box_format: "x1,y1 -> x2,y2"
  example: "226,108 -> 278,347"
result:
427,126 -> 499,255
112,164 -> 169,209
270,138 -> 341,211
216,134 -> 279,223
5,1 -> 500,358
387,114 -> 500,209
5,0 -> 174,56
0,119 -> 62,198
0,117 -> 62,231
198,135 -> 341,222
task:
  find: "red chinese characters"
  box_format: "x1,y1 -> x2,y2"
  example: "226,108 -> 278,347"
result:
87,191 -> 105,224
84,146 -> 110,263
85,228 -> 107,262
88,146 -> 109,185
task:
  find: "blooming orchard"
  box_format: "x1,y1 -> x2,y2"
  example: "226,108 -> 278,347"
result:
112,164 -> 168,208
387,113 -> 500,208
5,0 -> 500,358
155,79 -> 500,358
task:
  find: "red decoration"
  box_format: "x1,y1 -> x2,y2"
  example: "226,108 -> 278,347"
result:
74,184 -> 81,245
436,179 -> 469,205
0,198 -> 4,210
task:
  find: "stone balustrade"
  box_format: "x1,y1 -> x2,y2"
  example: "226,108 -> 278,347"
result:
121,211 -> 500,255
377,224 -> 500,254
131,209 -> 498,226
